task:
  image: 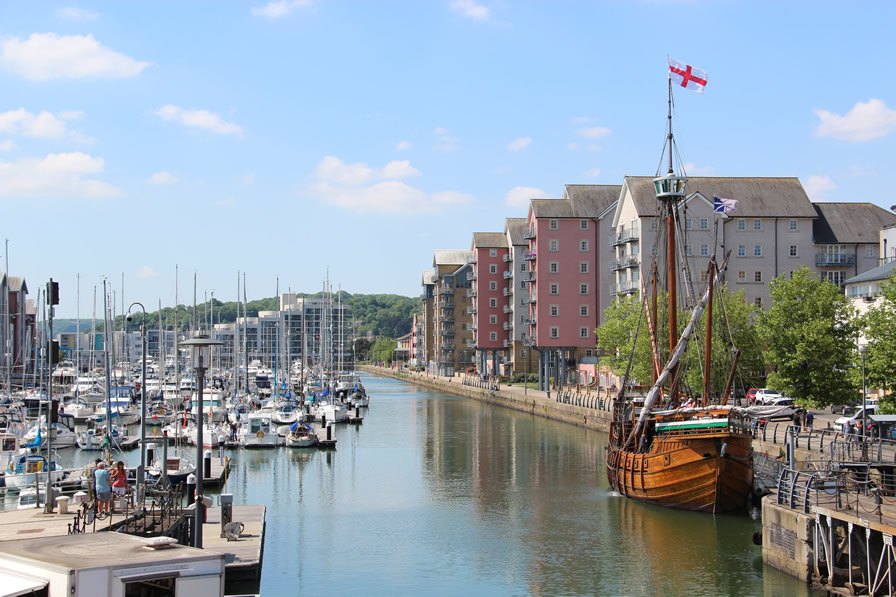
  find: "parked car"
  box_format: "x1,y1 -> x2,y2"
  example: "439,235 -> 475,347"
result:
830,401 -> 858,414
835,405 -> 878,429
762,397 -> 802,420
755,389 -> 784,405
746,388 -> 760,404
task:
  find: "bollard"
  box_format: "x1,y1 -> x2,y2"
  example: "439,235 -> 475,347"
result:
219,493 -> 233,538
186,473 -> 196,505
218,440 -> 225,466
204,450 -> 212,479
327,423 -> 333,442
56,495 -> 70,514
355,406 -> 360,419
321,414 -> 327,428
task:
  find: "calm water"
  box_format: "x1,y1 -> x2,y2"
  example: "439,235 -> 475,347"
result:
63,374 -> 817,596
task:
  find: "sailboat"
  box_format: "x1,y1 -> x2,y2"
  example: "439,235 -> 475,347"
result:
605,73 -> 754,514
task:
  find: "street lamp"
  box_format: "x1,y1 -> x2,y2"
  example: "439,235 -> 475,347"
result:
126,302 -> 147,503
860,344 -> 869,439
180,334 -> 222,549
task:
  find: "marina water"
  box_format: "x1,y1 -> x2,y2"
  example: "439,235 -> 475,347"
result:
62,374 -> 817,596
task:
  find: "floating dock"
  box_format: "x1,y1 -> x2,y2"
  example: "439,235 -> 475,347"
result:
203,504 -> 265,584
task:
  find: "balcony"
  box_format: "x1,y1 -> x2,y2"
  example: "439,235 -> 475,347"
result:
466,255 -> 476,264
523,228 -> 536,240
503,253 -> 512,263
503,322 -> 512,331
527,272 -> 537,282
529,293 -> 537,303
438,301 -> 455,310
503,339 -> 509,348
470,324 -> 478,331
469,272 -> 477,280
467,289 -> 477,298
503,305 -> 511,313
503,270 -> 513,279
502,288 -> 511,296
610,282 -> 639,297
816,253 -> 856,267
524,251 -> 536,261
611,255 -> 640,271
442,327 -> 455,337
440,343 -> 455,351
611,226 -> 640,246
467,306 -> 477,315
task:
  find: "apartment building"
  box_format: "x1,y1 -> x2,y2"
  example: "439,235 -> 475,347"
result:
431,250 -> 474,376
469,232 -> 509,375
882,223 -> 896,264
504,217 -> 531,376
1,275 -> 36,388
812,203 -> 896,287
420,270 -> 436,368
526,185 -> 620,389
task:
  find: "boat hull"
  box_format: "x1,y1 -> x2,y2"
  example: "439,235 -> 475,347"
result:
606,431 -> 753,513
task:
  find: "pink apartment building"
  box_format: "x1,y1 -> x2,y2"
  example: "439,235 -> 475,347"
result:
470,232 -> 509,376
526,186 -> 619,391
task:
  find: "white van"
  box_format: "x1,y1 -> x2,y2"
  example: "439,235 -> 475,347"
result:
835,405 -> 878,428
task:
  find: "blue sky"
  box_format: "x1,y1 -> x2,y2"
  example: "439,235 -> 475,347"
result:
2,1 -> 896,317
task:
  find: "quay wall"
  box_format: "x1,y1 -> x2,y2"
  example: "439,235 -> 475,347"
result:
761,497 -> 815,582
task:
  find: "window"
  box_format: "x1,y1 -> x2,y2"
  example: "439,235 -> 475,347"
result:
580,283 -> 589,295
754,219 -> 762,231
865,245 -> 877,257
650,219 -> 659,230
685,245 -> 693,256
789,220 -> 798,232
489,315 -> 497,324
737,245 -> 746,257
489,332 -> 497,341
580,262 -> 589,273
520,315 -> 526,323
580,305 -> 589,316
580,327 -> 590,338
520,262 -> 527,272
489,248 -> 497,257
550,283 -> 559,295
754,245 -> 762,257
580,219 -> 588,230
686,218 -> 693,230
738,271 -> 746,283
754,271 -> 762,283
754,297 -> 762,307
823,270 -> 846,287
489,264 -> 497,274
489,281 -> 497,290
520,280 -> 526,289
549,239 -> 559,252
700,271 -> 708,283
549,262 -> 559,273
580,240 -> 589,251
549,219 -> 558,230
550,305 -> 559,316
789,245 -> 798,257
489,298 -> 497,307
700,244 -> 709,257
550,327 -> 559,338
585,349 -> 593,357
651,246 -> 658,256
737,220 -> 746,231
700,218 -> 709,230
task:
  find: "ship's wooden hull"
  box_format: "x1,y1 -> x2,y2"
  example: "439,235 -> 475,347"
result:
606,431 -> 753,513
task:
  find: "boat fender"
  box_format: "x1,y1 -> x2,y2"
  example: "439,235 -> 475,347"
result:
720,442 -> 727,459
752,531 -> 762,546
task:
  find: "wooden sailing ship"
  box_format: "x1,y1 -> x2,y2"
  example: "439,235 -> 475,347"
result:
606,75 -> 754,514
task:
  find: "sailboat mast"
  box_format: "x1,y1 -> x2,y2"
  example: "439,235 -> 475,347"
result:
233,272 -> 240,397
702,257 -> 715,406
663,76 -> 680,404
103,280 -> 113,449
76,274 -> 80,374
5,239 -> 12,401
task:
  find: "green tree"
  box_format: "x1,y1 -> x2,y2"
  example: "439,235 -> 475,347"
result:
595,294 -> 654,386
861,274 -> 896,412
756,266 -> 858,407
353,338 -> 373,362
370,337 -> 396,364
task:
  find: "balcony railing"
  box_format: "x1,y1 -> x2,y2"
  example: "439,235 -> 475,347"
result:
467,289 -> 477,297
529,293 -> 537,303
611,226 -> 640,246
502,288 -> 511,296
503,322 -> 512,331
467,307 -> 477,315
816,254 -> 856,267
503,305 -> 511,313
523,228 -> 536,240
503,253 -> 512,262
524,251 -> 536,261
503,270 -> 513,279
610,282 -> 639,297
611,255 -> 640,271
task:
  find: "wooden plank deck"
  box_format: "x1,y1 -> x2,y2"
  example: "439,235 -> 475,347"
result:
202,456 -> 231,487
203,504 -> 265,580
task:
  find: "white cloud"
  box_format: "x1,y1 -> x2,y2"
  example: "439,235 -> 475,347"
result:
584,167 -> 601,178
682,162 -> 714,176
136,266 -> 158,279
395,140 -> 412,151
0,152 -> 121,199
381,160 -> 420,179
507,136 -> 532,152
814,99 -> 896,142
155,105 -> 243,136
450,0 -> 489,20
0,140 -> 14,151
0,33 -> 149,81
147,171 -> 176,185
433,127 -> 457,152
310,155 -> 470,214
0,108 -> 76,139
56,7 -> 99,21
251,0 -> 311,18
578,126 -> 611,139
504,186 -> 545,209
804,175 -> 836,200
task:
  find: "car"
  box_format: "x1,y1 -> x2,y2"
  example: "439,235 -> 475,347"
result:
761,397 -> 802,420
746,388 -> 760,404
755,389 -> 784,405
835,405 -> 878,429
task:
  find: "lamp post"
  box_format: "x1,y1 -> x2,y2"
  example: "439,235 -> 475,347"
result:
860,344 -> 869,439
127,302 -> 147,502
181,334 -> 222,549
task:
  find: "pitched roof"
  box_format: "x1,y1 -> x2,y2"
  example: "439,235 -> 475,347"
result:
505,217 -> 527,245
421,270 -> 436,285
813,202 -> 896,244
845,259 -> 896,285
623,176 -> 816,218
471,232 -> 507,248
432,250 -> 471,267
7,276 -> 25,292
564,184 -> 621,216
530,198 -> 569,218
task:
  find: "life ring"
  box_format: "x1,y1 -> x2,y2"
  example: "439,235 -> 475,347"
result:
256,430 -> 265,439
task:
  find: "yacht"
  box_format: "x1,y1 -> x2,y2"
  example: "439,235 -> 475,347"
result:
240,412 -> 281,449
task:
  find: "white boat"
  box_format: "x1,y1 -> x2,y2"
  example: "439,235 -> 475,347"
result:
185,422 -> 227,449
4,452 -> 65,490
76,426 -> 124,451
23,419 -> 78,448
65,400 -> 96,423
89,395 -> 140,426
146,451 -> 195,485
271,402 -> 301,425
144,402 -> 176,426
284,421 -> 318,448
240,413 -> 281,449
17,487 -> 47,509
71,374 -> 105,403
315,401 -> 348,424
190,389 -> 227,424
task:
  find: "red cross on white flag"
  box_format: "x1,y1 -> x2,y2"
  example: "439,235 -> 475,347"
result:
668,58 -> 708,94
